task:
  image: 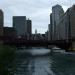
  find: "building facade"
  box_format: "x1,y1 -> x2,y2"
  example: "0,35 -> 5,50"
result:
0,9 -> 4,44
57,5 -> 75,41
0,9 -> 3,36
48,13 -> 53,41
48,24 -> 51,41
52,4 -> 64,40
26,19 -> 32,40
13,16 -> 27,37
4,27 -> 17,41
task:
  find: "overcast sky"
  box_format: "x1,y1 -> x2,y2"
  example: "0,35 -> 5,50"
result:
0,0 -> 75,33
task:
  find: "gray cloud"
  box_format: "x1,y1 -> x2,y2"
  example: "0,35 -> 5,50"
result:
0,0 -> 75,33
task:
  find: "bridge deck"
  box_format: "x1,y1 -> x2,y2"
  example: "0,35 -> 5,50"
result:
3,38 -> 71,50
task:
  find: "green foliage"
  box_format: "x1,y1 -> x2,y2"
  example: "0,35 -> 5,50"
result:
0,45 -> 16,75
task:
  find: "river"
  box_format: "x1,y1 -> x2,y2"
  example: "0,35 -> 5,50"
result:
14,47 -> 75,75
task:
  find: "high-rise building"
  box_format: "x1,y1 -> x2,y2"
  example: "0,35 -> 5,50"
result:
48,24 -> 51,41
48,13 -> 53,41
26,19 -> 32,40
35,29 -> 37,34
13,16 -> 27,37
57,5 -> 75,41
34,29 -> 37,40
52,4 -> 64,40
0,9 -> 3,44
45,31 -> 48,41
26,19 -> 32,35
0,9 -> 3,36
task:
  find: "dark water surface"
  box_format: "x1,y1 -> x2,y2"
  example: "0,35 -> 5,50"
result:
14,47 -> 75,75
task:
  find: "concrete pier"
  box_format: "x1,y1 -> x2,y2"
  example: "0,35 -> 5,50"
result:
71,42 -> 75,51
68,41 -> 75,51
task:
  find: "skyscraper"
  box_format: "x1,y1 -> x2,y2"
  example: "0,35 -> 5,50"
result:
13,16 -> 27,37
26,19 -> 32,35
48,24 -> 51,41
48,13 -> 53,41
0,9 -> 3,36
52,4 -> 64,40
26,18 -> 32,40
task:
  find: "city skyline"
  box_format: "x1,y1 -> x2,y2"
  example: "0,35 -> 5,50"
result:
0,0 -> 75,33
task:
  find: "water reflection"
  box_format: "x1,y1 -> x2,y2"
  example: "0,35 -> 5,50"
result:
15,47 -> 75,75
15,48 -> 51,75
51,52 -> 75,75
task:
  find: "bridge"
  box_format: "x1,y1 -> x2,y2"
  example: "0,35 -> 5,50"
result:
3,37 -> 71,51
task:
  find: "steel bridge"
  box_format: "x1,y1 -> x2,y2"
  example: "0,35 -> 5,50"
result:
3,37 -> 71,50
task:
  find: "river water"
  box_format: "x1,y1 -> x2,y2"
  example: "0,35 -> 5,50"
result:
14,47 -> 75,75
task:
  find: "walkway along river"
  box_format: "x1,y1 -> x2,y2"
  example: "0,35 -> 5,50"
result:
14,47 -> 75,75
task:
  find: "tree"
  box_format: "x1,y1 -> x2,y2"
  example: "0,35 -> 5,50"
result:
0,45 -> 16,75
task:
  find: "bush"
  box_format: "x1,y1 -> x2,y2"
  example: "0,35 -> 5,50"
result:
0,45 -> 16,75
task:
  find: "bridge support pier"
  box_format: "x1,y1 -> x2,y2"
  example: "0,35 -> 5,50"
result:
48,45 -> 54,48
71,42 -> 75,51
69,41 -> 75,51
